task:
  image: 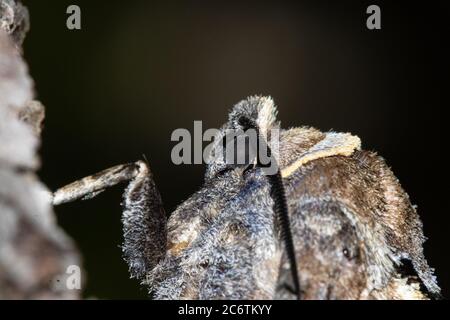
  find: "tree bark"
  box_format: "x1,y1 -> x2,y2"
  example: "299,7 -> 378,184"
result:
0,0 -> 82,299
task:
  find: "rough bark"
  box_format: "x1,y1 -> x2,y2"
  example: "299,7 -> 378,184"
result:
0,0 -> 82,299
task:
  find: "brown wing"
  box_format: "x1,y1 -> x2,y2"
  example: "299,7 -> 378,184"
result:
277,150 -> 439,299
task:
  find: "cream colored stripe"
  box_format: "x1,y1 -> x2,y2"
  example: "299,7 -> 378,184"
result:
280,133 -> 361,178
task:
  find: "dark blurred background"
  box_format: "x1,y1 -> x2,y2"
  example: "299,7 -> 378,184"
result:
21,0 -> 449,298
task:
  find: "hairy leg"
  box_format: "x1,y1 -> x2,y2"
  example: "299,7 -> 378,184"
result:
53,160 -> 167,281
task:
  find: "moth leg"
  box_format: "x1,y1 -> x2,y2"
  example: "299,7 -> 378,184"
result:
53,160 -> 167,281
121,161 -> 167,281
52,162 -> 138,205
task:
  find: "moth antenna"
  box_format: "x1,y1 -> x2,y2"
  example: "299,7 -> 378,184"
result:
238,116 -> 301,300
142,153 -> 150,165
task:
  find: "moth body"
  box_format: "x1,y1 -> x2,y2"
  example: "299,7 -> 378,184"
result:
53,96 -> 440,300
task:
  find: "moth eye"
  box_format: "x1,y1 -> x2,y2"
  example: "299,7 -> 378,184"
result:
215,166 -> 233,178
343,248 -> 351,260
242,164 -> 255,178
199,259 -> 210,269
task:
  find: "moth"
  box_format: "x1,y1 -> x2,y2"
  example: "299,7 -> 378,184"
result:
52,96 -> 440,299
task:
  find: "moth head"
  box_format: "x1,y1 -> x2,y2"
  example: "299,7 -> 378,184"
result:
150,96 -> 283,299
205,95 -> 280,181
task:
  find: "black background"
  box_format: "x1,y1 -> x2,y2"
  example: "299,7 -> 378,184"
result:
21,0 -> 449,298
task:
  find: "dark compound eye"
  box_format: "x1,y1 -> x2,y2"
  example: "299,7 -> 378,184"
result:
200,259 -> 210,269
343,247 -> 361,261
243,164 -> 255,178
343,248 -> 351,259
215,166 -> 233,178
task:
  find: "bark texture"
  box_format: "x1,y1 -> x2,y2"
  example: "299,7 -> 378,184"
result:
0,0 -> 82,299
